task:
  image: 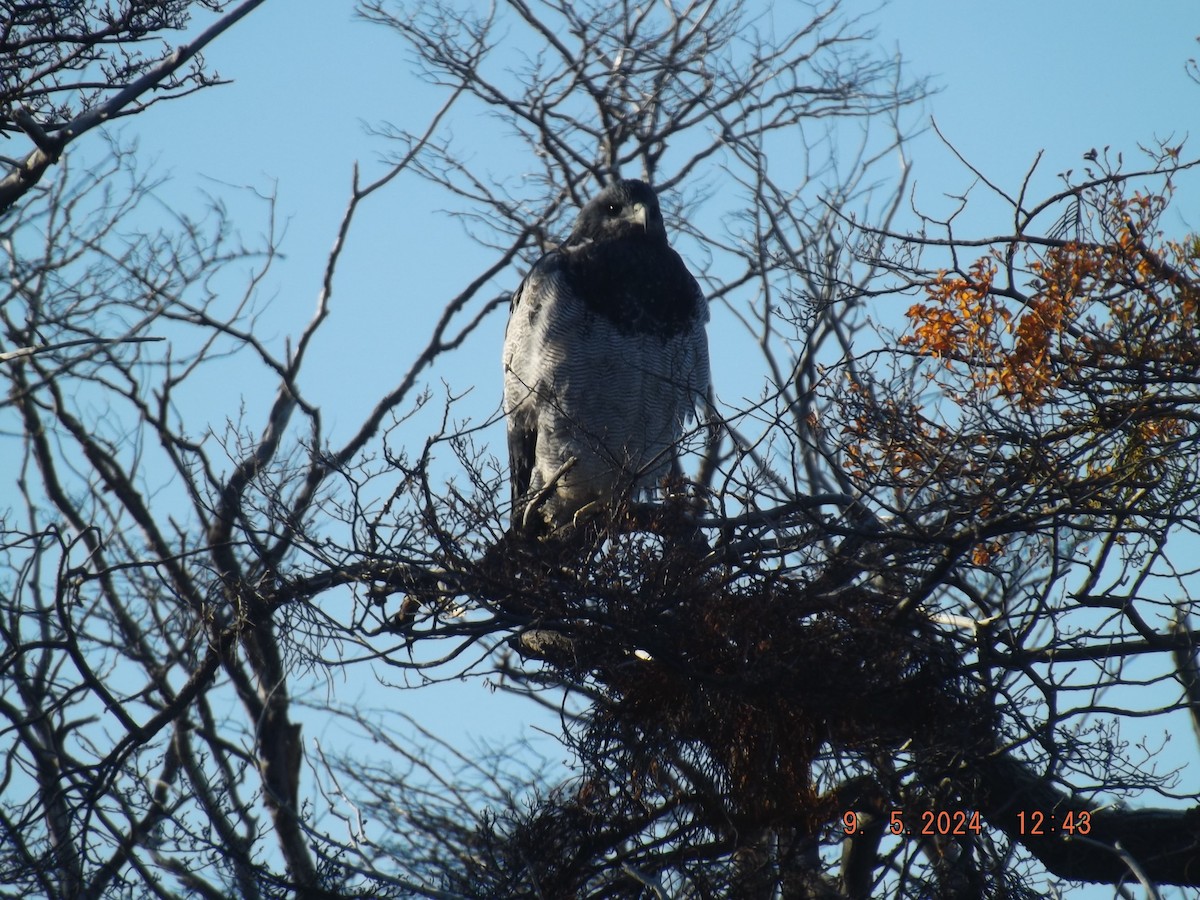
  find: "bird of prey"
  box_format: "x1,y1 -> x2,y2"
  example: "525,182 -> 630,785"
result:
502,178 -> 711,530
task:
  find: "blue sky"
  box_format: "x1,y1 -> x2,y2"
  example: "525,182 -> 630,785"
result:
130,0 -> 1200,431
878,1 -> 1197,230
49,0 -> 1200,892
119,0 -> 1195,450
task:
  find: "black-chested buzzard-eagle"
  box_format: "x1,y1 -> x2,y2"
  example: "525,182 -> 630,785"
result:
502,179 -> 711,530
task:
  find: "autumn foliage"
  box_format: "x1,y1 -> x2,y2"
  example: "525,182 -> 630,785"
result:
904,184 -> 1200,408
843,158 -> 1200,575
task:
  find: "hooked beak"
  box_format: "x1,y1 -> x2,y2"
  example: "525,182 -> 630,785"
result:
630,202 -> 648,231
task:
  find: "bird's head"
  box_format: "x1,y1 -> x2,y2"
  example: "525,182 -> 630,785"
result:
569,179 -> 668,245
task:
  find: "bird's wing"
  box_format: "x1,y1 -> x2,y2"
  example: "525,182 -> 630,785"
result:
502,264 -> 549,507
506,421 -> 536,507
682,275 -> 712,419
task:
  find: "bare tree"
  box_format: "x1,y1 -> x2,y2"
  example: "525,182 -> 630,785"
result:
1,0 -> 266,214
3,1 -> 1200,898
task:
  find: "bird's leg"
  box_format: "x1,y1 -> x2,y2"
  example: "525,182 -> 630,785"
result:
571,499 -> 603,529
521,455 -> 578,532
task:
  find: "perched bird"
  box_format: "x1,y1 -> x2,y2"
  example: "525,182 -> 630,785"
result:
503,179 -> 710,530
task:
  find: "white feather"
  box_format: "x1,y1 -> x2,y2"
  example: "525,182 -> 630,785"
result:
503,247 -> 709,527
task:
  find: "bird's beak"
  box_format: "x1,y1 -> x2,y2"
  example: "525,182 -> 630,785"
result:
630,202 -> 648,230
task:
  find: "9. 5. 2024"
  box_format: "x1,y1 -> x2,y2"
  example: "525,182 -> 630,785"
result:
841,809 -> 983,837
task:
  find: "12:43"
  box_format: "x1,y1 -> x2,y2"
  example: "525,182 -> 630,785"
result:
1017,810 -> 1093,835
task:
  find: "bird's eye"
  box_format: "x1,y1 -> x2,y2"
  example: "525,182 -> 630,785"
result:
605,203 -> 622,215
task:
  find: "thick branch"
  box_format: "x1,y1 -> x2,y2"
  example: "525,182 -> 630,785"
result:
976,753 -> 1200,886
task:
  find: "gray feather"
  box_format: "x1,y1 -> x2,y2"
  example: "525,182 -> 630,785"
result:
503,180 -> 710,529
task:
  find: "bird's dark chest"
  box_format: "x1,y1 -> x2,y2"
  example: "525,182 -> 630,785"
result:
561,238 -> 697,338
